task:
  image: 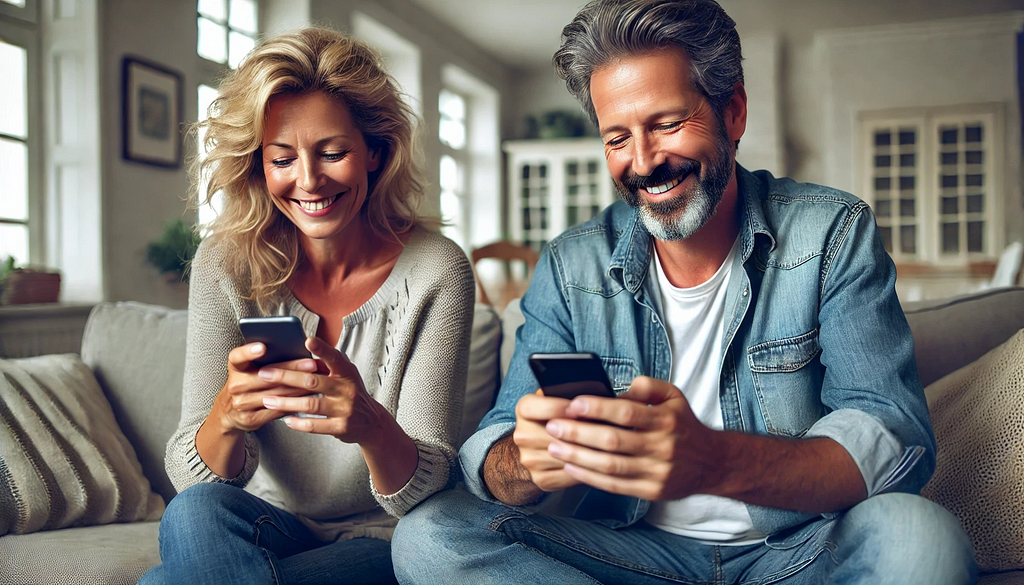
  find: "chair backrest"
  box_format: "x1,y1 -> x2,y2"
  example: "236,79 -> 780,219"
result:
470,241 -> 540,311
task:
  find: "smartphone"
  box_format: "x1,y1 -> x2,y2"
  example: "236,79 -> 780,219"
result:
238,316 -> 312,367
528,352 -> 616,400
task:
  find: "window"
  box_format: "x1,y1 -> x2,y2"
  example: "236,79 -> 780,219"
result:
860,105 -> 1002,265
197,0 -> 257,69
195,0 -> 259,231
439,88 -> 468,247
0,1 -> 38,267
0,37 -> 29,264
196,84 -> 221,230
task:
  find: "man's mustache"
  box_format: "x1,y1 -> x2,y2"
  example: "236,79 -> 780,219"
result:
620,160 -> 700,193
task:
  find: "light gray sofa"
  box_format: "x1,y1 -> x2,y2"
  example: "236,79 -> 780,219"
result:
0,287 -> 1022,584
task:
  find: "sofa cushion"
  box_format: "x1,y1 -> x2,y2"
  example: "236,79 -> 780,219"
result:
904,287 -> 1024,387
81,302 -> 188,503
921,328 -> 1024,573
462,303 -> 501,444
0,521 -> 160,585
0,354 -> 164,537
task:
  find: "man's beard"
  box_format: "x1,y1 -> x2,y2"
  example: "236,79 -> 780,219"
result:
614,125 -> 734,241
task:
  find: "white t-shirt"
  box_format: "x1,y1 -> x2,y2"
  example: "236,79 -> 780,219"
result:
643,238 -> 763,544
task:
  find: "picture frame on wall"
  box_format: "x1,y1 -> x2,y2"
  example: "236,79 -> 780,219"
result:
122,56 -> 183,168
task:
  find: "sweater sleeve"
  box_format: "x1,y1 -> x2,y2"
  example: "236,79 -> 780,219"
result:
370,236 -> 475,517
164,240 -> 260,493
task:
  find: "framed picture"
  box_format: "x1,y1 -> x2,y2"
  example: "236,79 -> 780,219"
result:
122,56 -> 183,168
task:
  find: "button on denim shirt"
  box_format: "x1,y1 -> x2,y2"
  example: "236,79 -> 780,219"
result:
460,166 -> 935,543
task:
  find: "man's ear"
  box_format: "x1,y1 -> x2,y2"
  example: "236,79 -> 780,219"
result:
725,84 -> 747,144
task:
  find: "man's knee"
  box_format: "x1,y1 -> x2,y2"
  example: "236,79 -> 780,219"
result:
834,493 -> 975,581
392,489 -> 506,580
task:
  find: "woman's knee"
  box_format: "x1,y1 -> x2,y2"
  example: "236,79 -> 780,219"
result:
160,482 -> 246,537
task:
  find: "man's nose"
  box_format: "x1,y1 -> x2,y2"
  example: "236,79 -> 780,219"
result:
296,156 -> 325,194
631,134 -> 665,178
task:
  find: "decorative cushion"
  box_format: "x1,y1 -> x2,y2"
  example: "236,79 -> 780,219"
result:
462,303 -> 501,445
921,329 -> 1024,572
0,354 -> 164,537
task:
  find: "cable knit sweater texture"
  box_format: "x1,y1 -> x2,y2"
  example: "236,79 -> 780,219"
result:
164,227 -> 474,541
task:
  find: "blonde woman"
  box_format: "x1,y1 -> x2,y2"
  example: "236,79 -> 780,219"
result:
139,28 -> 474,585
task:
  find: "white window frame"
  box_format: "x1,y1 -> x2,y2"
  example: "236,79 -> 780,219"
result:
439,87 -> 469,248
0,1 -> 41,266
197,0 -> 259,70
858,103 -> 1004,267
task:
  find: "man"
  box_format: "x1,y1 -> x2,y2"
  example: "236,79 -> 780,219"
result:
393,1 -> 976,583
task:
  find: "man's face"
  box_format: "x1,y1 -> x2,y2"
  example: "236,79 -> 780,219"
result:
590,48 -> 741,241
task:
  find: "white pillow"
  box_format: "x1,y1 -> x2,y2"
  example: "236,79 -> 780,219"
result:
921,328 -> 1024,572
0,354 -> 164,536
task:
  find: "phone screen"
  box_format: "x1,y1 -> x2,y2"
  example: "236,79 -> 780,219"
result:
528,352 -> 616,399
239,316 -> 312,366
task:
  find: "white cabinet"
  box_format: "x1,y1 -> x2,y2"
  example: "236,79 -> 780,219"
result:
504,138 -> 615,250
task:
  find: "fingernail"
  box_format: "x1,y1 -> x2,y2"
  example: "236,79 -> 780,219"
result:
548,442 -> 568,457
569,399 -> 589,415
258,369 -> 273,380
546,421 -> 563,438
250,343 -> 264,354
263,397 -> 280,408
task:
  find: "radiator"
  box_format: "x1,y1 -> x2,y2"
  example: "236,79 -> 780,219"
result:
0,305 -> 94,358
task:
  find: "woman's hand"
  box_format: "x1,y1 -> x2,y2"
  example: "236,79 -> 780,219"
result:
210,342 -> 320,434
258,337 -> 392,444
198,341 -> 319,479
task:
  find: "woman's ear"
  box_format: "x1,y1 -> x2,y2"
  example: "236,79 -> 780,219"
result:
367,147 -> 381,173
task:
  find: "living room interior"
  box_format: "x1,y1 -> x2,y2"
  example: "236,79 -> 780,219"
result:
0,0 -> 1023,583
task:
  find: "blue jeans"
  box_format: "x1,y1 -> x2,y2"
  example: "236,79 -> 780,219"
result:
139,482 -> 398,585
392,488 -> 976,585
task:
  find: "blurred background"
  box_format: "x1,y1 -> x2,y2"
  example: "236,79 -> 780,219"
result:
0,0 -> 1021,313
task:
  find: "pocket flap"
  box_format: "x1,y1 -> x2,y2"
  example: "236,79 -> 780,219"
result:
599,357 -> 639,393
747,329 -> 821,374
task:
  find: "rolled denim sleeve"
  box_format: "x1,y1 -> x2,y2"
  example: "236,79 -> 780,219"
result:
459,245 -> 578,502
815,204 -> 936,496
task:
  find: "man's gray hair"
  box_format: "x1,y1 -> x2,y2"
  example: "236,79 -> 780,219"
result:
553,0 -> 743,125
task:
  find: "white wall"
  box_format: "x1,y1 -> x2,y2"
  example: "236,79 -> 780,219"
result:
100,0 -> 196,308
816,13 -> 1024,248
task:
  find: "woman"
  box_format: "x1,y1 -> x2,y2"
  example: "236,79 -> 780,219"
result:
140,28 -> 474,584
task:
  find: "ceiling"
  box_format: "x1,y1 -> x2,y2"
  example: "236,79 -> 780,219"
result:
404,0 -> 1023,73
406,0 -> 588,72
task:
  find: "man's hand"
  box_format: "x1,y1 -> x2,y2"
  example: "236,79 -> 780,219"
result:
544,376 -> 718,501
513,390 -> 582,492
482,390 -> 582,505
545,375 -> 868,513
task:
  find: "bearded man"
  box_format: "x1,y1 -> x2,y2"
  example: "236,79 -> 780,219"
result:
393,1 -> 976,583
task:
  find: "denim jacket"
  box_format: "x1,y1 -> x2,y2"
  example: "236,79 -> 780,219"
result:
460,165 -> 935,543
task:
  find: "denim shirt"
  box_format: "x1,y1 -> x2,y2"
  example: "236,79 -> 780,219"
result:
460,165 -> 935,543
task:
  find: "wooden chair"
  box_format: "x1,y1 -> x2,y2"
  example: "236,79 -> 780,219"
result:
470,241 -> 540,311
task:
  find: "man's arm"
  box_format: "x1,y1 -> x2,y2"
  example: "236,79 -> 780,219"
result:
483,435 -> 542,505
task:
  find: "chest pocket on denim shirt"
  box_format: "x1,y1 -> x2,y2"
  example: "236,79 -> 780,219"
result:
600,357 -> 639,394
747,328 -> 824,438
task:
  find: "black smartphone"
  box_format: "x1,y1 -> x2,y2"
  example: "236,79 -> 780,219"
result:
528,352 -> 616,400
238,316 -> 312,367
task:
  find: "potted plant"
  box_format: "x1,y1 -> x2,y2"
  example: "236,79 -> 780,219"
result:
146,219 -> 202,283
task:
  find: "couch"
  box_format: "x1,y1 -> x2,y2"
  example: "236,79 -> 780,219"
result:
0,287 -> 1022,584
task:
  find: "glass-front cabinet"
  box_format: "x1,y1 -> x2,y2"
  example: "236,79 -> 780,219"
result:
504,138 -> 615,251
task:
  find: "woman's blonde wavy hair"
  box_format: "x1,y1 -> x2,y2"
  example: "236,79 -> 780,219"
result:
190,27 -> 433,313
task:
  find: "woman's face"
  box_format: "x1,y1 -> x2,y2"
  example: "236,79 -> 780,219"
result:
261,91 -> 380,246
